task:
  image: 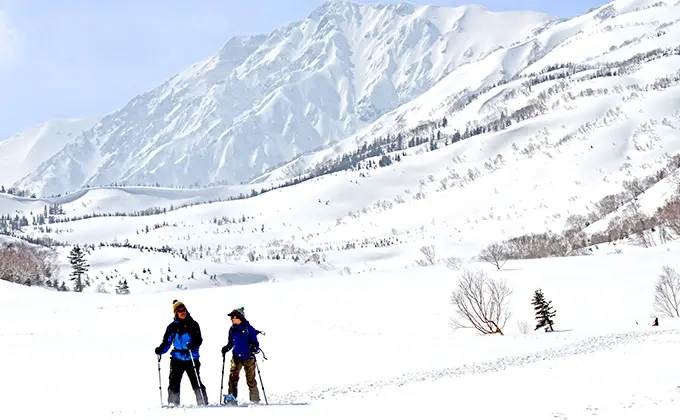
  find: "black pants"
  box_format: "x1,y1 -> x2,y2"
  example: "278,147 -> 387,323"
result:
168,357 -> 208,406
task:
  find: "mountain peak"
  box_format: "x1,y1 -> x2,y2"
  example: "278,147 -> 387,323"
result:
14,1 -> 558,197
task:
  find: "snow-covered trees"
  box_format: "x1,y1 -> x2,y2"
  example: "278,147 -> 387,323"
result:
656,198 -> 680,241
532,289 -> 557,332
68,245 -> 89,292
450,269 -> 513,335
0,242 -> 59,286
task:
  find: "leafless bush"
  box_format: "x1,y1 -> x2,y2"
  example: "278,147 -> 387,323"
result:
503,232 -> 589,259
671,171 -> 680,193
653,265 -> 680,318
450,269 -> 513,335
622,178 -> 645,198
594,192 -> 627,218
416,245 -> 437,266
478,242 -> 508,269
445,256 -> 462,270
656,198 -> 680,239
605,216 -> 626,242
623,200 -> 657,248
95,283 -> 110,294
517,320 -> 530,335
0,242 -> 59,286
564,214 -> 589,232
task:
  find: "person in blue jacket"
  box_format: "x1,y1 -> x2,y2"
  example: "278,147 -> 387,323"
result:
221,307 -> 261,404
155,300 -> 208,406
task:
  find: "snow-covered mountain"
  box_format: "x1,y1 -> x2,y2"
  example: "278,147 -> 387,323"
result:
5,2 -> 680,418
256,0 -> 680,183
0,117 -> 99,188
14,0 -> 554,197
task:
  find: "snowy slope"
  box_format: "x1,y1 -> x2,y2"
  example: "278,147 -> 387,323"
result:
3,251 -> 680,419
0,117 -> 99,187
3,2 -> 680,419
13,1 -> 554,197
0,183 -> 272,219
258,0 -> 680,183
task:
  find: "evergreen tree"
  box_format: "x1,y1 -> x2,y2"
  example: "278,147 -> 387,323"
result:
531,289 -> 557,332
116,280 -> 130,295
68,245 -> 89,292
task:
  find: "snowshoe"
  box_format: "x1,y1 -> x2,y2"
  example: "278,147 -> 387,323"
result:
222,394 -> 238,406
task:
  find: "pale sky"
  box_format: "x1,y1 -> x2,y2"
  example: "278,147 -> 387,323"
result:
0,0 -> 608,139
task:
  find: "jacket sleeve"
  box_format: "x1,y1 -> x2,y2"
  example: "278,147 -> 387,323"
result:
226,327 -> 234,351
188,321 -> 203,349
158,324 -> 174,354
248,326 -> 260,350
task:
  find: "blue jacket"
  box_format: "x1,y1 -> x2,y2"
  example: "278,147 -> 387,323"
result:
158,313 -> 203,361
226,321 -> 260,360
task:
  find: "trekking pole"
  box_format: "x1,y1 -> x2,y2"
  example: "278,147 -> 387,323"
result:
253,353 -> 268,405
219,353 -> 226,405
157,355 -> 163,406
188,351 -> 207,406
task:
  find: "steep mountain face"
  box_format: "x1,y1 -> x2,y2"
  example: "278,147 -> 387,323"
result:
15,0 -> 554,197
0,117 -> 100,188
255,0 -> 680,183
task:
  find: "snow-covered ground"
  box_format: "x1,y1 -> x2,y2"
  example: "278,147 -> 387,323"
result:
2,1 -> 680,418
2,250 -> 680,419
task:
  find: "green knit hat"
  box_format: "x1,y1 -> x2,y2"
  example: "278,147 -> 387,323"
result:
228,307 -> 245,320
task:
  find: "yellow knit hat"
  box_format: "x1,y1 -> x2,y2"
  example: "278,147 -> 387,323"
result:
172,299 -> 186,313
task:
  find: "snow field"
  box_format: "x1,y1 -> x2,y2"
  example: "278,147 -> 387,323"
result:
4,248 -> 680,418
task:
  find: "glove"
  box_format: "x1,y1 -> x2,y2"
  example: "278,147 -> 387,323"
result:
221,345 -> 231,356
249,344 -> 259,354
154,346 -> 162,355
187,342 -> 197,350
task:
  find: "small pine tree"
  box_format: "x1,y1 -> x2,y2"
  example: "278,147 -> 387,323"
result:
532,289 -> 557,332
68,245 -> 89,292
116,279 -> 130,295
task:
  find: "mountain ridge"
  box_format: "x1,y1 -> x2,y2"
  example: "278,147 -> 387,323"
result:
254,0 -> 680,183
0,117 -> 100,188
12,0 -> 555,197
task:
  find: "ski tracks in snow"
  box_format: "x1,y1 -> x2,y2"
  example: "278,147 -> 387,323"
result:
272,328 -> 678,405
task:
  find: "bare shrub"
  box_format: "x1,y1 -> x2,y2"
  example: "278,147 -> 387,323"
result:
478,242 -> 508,269
0,242 -> 59,286
653,266 -> 680,318
594,192 -> 627,218
517,320 -> 530,335
450,269 -> 513,335
95,283 -> 110,294
564,214 -> 589,232
503,232 -> 590,259
623,199 -> 656,248
622,178 -> 645,198
445,256 -> 462,270
416,245 -> 436,266
656,198 -> 680,238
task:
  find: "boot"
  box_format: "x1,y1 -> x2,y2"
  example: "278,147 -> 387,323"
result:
223,394 -> 238,406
